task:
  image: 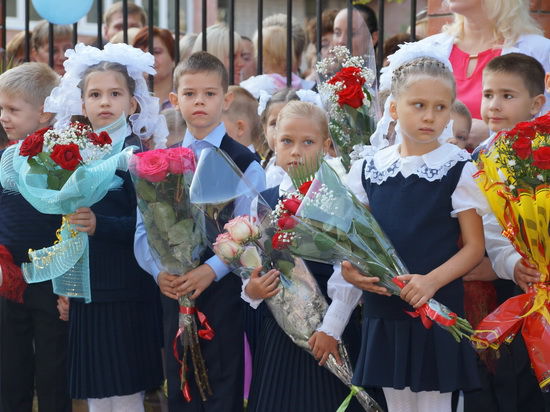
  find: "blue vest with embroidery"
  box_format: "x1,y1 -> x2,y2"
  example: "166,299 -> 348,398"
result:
360,157 -> 468,319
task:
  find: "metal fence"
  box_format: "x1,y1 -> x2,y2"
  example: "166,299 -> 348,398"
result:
0,0 -> 419,87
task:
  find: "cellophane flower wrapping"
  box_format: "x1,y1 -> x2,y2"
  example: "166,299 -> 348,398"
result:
273,159 -> 474,341
129,146 -> 213,402
189,147 -> 382,412
0,120 -> 134,302
473,113 -> 550,391
316,46 -> 378,171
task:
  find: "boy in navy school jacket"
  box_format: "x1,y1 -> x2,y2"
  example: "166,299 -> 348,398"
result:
135,51 -> 265,412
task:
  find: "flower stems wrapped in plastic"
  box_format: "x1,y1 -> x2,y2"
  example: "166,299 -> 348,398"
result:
129,147 -> 212,401
189,147 -> 382,412
273,159 -> 474,342
473,114 -> 550,391
0,119 -> 133,302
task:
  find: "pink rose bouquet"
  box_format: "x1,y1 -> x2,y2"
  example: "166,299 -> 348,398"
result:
129,147 -> 213,402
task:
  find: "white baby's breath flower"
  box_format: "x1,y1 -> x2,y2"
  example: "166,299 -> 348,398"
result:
509,184 -> 516,190
508,159 -> 516,167
537,174 -> 544,181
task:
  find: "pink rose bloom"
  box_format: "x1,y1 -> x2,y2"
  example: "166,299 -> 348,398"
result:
224,215 -> 259,243
165,147 -> 196,174
135,150 -> 169,182
213,233 -> 243,263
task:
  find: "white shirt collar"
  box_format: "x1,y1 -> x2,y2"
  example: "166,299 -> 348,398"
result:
373,142 -> 469,171
182,122 -> 226,149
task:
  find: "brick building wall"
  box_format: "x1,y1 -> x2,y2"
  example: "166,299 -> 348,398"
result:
426,0 -> 550,37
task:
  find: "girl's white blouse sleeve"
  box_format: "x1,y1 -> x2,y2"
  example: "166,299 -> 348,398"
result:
451,161 -> 490,217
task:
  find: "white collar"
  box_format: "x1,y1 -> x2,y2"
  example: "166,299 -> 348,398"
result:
182,122 -> 226,149
366,143 -> 471,184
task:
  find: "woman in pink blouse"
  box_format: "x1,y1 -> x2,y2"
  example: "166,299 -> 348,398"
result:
420,0 -> 550,121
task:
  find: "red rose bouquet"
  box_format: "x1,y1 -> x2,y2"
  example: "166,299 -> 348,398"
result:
271,159 -> 474,342
0,121 -> 133,303
189,147 -> 383,412
473,113 -> 550,391
129,147 -> 212,402
316,46 -> 377,170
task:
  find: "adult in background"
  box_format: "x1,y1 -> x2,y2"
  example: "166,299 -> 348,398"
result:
332,7 -> 376,68
418,0 -> 550,123
102,2 -> 146,43
133,27 -> 176,110
30,20 -> 72,75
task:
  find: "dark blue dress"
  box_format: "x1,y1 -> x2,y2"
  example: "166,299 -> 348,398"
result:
246,186 -> 365,412
353,156 -> 480,393
68,138 -> 163,399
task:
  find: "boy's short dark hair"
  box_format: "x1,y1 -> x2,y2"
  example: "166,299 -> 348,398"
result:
484,53 -> 545,97
173,51 -> 229,92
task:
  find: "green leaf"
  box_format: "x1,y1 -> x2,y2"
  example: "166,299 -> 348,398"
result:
56,169 -> 73,188
27,158 -> 48,174
314,232 -> 336,251
47,173 -> 61,190
135,179 -> 157,202
276,259 -> 295,277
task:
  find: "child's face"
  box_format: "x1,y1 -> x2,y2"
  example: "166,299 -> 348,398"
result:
264,102 -> 285,150
82,71 -> 137,130
170,71 -> 231,139
481,71 -> 545,133
450,112 -> 470,149
390,77 -> 453,147
274,116 -> 329,172
0,93 -> 49,140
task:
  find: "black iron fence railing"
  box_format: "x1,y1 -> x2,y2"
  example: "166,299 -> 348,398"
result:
1,0 -> 419,87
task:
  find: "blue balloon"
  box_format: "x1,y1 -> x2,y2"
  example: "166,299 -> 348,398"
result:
32,0 -> 93,25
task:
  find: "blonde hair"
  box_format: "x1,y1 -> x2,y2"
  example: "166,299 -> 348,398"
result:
6,31 -> 26,66
224,85 -> 266,154
104,2 -> 147,27
442,0 -> 543,47
276,101 -> 330,141
109,27 -> 141,44
391,57 -> 456,101
31,20 -> 72,51
179,33 -> 199,62
0,62 -> 59,107
255,14 -> 306,73
192,23 -> 242,64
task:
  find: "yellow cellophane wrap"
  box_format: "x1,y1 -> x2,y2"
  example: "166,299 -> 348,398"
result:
474,143 -> 550,391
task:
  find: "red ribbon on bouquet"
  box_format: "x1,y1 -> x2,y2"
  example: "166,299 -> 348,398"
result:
172,306 -> 215,402
472,284 -> 550,391
391,278 -> 457,329
0,245 -> 26,304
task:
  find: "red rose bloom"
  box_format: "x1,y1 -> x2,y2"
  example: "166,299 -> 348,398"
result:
272,231 -> 291,250
514,122 -> 536,140
512,137 -> 532,160
533,146 -> 550,170
327,67 -> 366,109
298,180 -> 313,196
19,127 -> 49,157
534,114 -> 550,134
281,196 -> 301,215
277,216 -> 297,230
50,143 -> 82,171
88,131 -> 112,146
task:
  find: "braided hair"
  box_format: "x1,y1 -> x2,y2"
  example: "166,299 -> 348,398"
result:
391,57 -> 456,101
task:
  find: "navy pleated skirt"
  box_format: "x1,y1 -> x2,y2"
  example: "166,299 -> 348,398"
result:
352,316 -> 480,393
247,314 -> 364,412
68,299 -> 163,399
